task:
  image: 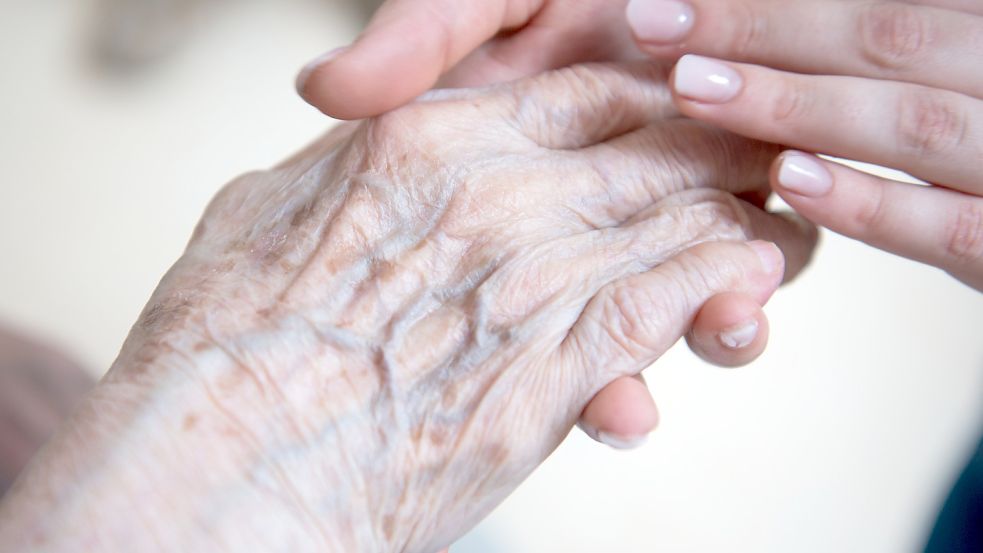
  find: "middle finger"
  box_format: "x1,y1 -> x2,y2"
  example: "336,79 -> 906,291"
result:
628,0 -> 983,100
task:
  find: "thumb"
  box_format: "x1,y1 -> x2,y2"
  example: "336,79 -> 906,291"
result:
296,0 -> 544,120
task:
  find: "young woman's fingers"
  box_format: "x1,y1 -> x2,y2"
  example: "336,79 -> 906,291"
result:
627,0 -> 983,99
577,374 -> 659,450
669,56 -> 983,196
561,240 -> 785,391
438,0 -> 640,89
296,0 -> 544,119
685,292 -> 769,368
772,151 -> 983,291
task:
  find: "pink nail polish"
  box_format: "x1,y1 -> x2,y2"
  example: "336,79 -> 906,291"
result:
626,0 -> 695,43
777,152 -> 833,197
673,54 -> 742,103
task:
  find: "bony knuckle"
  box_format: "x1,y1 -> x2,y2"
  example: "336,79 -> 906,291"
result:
897,91 -> 966,159
944,201 -> 983,267
858,3 -> 929,69
517,65 -> 615,147
605,285 -> 655,356
200,170 -> 270,221
661,190 -> 748,241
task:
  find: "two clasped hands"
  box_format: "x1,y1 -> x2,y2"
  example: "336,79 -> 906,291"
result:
0,0 -> 979,551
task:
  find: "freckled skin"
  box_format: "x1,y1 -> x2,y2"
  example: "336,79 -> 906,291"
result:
0,63 -> 815,552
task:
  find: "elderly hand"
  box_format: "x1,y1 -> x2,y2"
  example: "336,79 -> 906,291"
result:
0,63 -> 815,552
296,0 -> 795,447
297,0 -> 983,290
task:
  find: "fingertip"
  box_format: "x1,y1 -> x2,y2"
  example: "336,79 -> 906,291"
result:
296,23 -> 445,119
579,375 -> 658,449
771,150 -> 834,200
686,292 -> 769,368
626,0 -> 695,47
297,47 -> 416,120
747,240 -> 785,295
295,46 -> 349,98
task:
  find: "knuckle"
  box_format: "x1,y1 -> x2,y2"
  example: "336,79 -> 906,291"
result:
659,190 -> 749,242
729,1 -> 771,58
769,76 -> 813,125
200,170 -> 270,221
680,243 -> 746,290
852,178 -> 889,235
858,3 -> 929,69
604,284 -> 658,357
943,201 -> 983,267
896,90 -> 967,159
516,65 -> 616,146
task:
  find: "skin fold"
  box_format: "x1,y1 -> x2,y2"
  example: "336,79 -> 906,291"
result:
0,62 -> 815,552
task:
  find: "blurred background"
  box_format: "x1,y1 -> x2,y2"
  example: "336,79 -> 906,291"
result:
0,0 -> 980,551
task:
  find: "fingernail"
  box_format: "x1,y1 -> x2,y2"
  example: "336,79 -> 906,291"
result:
577,420 -> 600,441
748,240 -> 782,275
296,46 -> 348,94
626,0 -> 695,44
776,151 -> 833,197
673,54 -> 742,103
598,431 -> 648,450
718,319 -> 758,349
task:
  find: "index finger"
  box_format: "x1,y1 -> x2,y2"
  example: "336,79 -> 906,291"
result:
297,0 -> 545,119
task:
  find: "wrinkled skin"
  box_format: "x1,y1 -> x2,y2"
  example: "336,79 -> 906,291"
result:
0,62 -> 815,552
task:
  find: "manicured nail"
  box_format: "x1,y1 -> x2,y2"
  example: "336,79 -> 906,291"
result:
576,420 -> 599,441
673,54 -> 742,103
748,240 -> 782,275
718,319 -> 758,349
296,46 -> 348,94
598,431 -> 648,450
626,0 -> 695,44
776,151 -> 833,197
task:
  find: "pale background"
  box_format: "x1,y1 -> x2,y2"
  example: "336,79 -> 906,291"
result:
1,1 -> 981,551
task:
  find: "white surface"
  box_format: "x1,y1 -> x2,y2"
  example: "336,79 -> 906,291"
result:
0,1 -> 980,551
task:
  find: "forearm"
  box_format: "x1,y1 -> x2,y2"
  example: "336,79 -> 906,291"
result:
0,333 -> 379,552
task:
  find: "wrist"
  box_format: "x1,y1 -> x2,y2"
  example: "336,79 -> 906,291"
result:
0,324 -> 383,552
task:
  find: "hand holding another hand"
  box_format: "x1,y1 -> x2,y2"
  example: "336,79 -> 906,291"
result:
629,0 -> 983,290
0,63 -> 815,552
297,0 -> 983,291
